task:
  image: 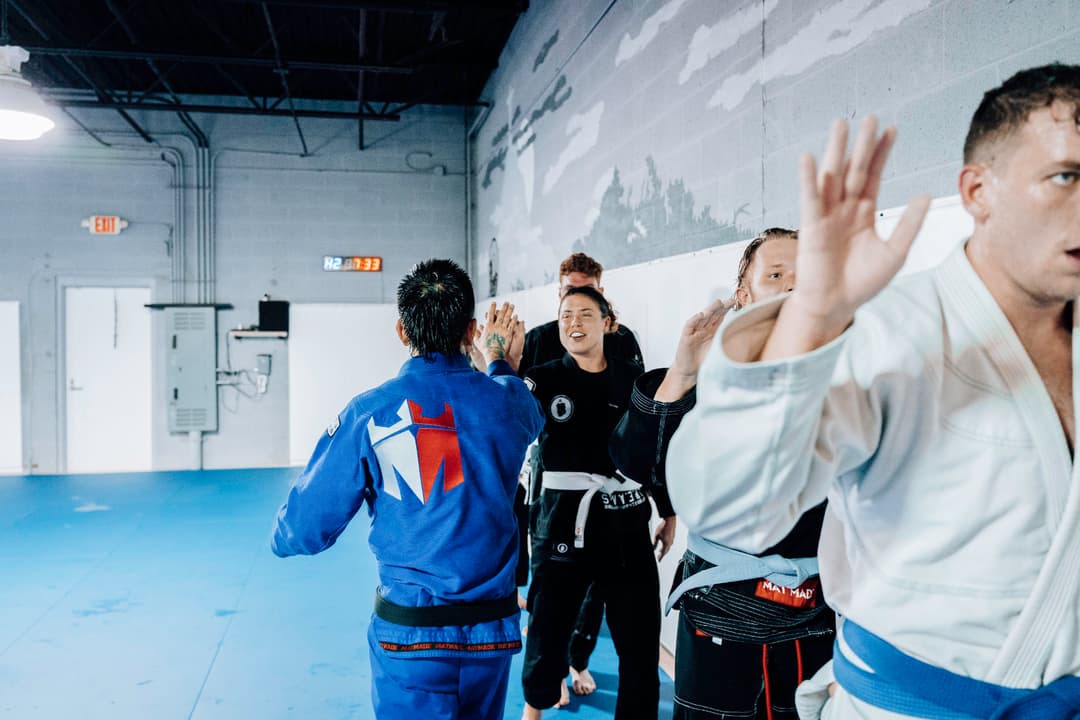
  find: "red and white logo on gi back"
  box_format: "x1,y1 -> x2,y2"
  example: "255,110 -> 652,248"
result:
367,399 -> 465,503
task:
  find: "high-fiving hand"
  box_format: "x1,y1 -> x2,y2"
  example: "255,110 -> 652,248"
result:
654,298 -> 734,402
477,302 -> 521,366
763,116 -> 931,359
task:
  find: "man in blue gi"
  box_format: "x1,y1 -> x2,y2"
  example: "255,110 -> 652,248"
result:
271,258 -> 545,719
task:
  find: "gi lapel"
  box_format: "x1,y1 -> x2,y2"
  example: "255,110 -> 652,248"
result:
935,244 -> 1080,687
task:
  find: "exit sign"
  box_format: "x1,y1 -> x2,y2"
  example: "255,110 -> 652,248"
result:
81,215 -> 129,235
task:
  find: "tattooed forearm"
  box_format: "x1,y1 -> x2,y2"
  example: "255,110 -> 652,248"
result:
485,332 -> 508,359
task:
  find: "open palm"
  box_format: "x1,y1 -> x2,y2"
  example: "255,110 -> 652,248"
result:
793,117 -> 930,331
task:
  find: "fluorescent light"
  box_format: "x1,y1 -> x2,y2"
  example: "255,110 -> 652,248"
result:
0,46 -> 54,141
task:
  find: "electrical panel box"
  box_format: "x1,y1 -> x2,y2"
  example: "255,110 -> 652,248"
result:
165,307 -> 218,433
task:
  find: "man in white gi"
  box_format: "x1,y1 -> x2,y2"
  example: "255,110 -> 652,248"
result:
667,64 -> 1080,719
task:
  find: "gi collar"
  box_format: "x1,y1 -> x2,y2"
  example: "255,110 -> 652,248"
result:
561,352 -> 608,373
398,353 -> 473,376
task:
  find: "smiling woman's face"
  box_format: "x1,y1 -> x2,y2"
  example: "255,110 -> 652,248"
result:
558,293 -> 609,357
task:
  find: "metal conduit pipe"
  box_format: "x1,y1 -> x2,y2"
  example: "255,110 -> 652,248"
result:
196,146 -> 202,303
160,148 -> 183,303
205,145 -> 213,303
196,145 -> 208,304
206,146 -> 214,303
168,148 -> 187,303
14,134 -> 194,302
195,146 -> 203,303
465,103 -> 492,282
464,104 -> 472,280
207,146 -> 217,303
204,145 -> 213,303
129,131 -> 201,305
104,131 -> 201,304
161,150 -> 179,302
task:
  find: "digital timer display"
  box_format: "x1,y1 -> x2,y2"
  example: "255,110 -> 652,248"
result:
323,256 -> 383,272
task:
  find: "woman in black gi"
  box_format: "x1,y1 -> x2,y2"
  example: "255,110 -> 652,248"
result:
520,285 -> 675,720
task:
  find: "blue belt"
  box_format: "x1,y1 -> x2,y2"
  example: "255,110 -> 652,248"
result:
664,532 -> 819,614
835,619 -> 1080,719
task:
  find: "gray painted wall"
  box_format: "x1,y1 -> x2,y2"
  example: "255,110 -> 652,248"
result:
6,0 -> 1080,472
0,103 -> 466,473
470,0 -> 1080,296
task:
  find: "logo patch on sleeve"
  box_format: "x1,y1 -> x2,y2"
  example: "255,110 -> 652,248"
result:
327,415 -> 341,437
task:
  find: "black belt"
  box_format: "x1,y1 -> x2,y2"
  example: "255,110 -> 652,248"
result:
374,591 -> 519,627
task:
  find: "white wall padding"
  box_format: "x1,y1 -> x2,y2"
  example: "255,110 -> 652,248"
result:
288,304 -> 411,467
0,302 -> 23,475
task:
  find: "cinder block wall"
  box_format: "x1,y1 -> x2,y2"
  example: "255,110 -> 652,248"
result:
471,0 -> 1080,296
0,104 -> 466,473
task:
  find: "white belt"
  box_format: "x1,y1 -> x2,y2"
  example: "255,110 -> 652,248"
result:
541,471 -> 642,549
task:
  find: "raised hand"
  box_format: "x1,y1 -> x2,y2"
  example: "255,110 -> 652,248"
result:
764,116 -> 930,358
654,298 -> 734,402
480,302 -> 517,364
507,318 -> 526,372
469,322 -> 488,369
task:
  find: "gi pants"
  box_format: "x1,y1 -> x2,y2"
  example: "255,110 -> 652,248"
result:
368,625 -> 513,720
522,514 -> 660,718
673,612 -> 833,720
568,583 -> 604,671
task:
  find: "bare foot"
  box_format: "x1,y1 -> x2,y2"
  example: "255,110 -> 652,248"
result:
570,667 -> 596,695
522,703 -> 543,720
556,680 -> 570,707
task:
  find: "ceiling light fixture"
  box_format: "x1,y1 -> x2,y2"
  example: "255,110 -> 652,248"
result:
0,46 -> 53,141
0,0 -> 54,142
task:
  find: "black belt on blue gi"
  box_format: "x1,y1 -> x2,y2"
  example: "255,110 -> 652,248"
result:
374,591 -> 519,627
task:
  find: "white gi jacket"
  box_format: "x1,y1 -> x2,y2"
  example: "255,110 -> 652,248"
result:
667,243 -> 1080,719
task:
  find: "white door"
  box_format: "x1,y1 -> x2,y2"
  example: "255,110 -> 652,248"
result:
65,287 -> 153,473
0,302 -> 23,474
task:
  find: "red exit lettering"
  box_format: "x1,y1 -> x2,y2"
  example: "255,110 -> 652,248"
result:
92,216 -> 118,234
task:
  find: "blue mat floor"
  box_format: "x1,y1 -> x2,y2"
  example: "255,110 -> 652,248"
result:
0,468 -> 672,719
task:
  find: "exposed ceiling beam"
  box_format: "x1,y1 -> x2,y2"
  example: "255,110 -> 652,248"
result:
45,96 -> 402,121
190,2 -> 263,110
260,2 -> 308,155
22,45 -> 414,75
104,0 -> 209,147
356,9 -> 366,152
10,0 -> 155,142
216,0 -> 527,15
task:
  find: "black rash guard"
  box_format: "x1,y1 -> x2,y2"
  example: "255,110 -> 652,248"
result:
521,354 -> 666,714
525,354 -> 673,561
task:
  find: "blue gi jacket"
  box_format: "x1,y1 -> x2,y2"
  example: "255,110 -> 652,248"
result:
272,353 -> 544,658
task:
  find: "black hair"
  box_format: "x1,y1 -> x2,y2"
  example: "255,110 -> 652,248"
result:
396,258 -> 475,358
964,63 -> 1080,163
560,285 -> 611,318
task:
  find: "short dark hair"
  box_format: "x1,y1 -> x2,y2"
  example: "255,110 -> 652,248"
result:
963,63 -> 1080,164
397,259 -> 474,358
736,227 -> 798,289
560,285 -> 611,318
559,252 -> 604,281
